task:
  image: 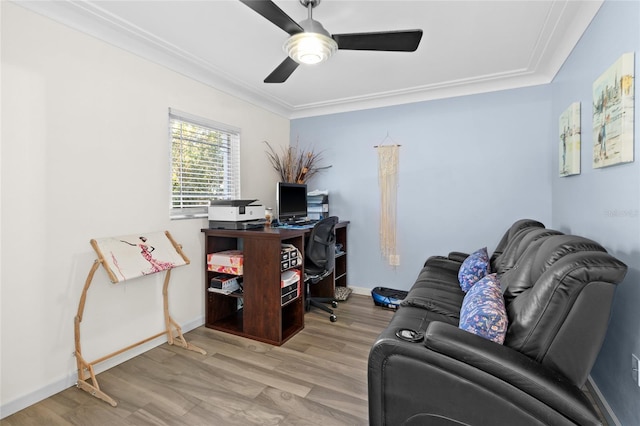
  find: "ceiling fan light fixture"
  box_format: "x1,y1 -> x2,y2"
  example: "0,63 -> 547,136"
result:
284,32 -> 337,65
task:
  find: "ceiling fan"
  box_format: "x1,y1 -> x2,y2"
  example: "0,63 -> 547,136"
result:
239,0 -> 423,83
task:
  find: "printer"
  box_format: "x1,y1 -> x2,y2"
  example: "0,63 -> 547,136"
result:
208,199 -> 266,230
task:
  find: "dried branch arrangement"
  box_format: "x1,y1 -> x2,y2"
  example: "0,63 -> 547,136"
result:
264,141 -> 331,184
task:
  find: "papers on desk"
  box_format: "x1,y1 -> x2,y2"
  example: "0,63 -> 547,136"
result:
278,223 -> 316,229
307,190 -> 329,221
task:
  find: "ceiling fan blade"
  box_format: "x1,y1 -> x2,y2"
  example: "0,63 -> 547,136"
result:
332,30 -> 423,52
264,57 -> 299,83
238,0 -> 303,36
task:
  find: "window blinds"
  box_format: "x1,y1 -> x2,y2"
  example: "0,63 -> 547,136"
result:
169,109 -> 240,218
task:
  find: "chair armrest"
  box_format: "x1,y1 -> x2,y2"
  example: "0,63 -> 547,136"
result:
424,322 -> 598,424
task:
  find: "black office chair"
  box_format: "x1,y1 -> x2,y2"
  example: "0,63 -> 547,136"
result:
304,216 -> 339,322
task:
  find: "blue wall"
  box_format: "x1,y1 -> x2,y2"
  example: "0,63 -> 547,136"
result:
292,1 -> 639,423
550,1 -> 640,424
292,87 -> 553,293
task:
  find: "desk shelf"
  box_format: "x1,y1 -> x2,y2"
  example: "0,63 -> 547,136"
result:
334,252 -> 347,287
202,227 -> 306,346
334,225 -> 348,289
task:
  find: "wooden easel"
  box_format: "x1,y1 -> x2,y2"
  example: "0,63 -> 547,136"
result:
74,230 -> 206,407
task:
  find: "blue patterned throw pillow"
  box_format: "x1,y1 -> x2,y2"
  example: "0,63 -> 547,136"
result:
459,274 -> 508,344
458,247 -> 490,292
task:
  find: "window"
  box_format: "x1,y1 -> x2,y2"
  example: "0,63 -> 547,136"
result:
169,108 -> 240,218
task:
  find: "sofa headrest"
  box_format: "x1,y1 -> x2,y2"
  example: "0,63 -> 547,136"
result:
530,235 -> 607,283
493,227 -> 563,275
502,235 -> 606,303
490,219 -> 545,264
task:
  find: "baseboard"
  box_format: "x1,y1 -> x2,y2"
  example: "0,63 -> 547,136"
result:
587,375 -> 621,426
348,285 -> 372,296
0,317 -> 204,419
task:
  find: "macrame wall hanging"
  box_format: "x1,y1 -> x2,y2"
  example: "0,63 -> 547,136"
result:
375,136 -> 400,266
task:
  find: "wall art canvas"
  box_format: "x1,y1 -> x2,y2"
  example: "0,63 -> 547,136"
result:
559,102 -> 581,176
592,52 -> 635,168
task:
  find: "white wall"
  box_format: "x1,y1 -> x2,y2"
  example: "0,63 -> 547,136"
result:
0,2 -> 289,416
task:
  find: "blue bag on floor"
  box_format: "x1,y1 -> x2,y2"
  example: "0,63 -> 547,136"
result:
371,287 -> 408,310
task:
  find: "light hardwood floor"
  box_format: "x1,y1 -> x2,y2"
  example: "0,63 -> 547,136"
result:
1,294 -> 609,426
2,294 -> 394,426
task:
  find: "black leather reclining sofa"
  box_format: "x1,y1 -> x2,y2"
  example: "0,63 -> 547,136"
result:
368,219 -> 628,426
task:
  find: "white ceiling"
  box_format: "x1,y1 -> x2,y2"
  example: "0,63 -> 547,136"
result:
15,0 -> 603,119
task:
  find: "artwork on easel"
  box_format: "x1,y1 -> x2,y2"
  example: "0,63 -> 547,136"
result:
76,230 -> 203,407
92,231 -> 188,283
592,52 -> 635,168
559,102 -> 581,177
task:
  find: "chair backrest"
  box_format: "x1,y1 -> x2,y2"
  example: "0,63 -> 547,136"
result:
305,216 -> 339,277
501,234 -> 627,387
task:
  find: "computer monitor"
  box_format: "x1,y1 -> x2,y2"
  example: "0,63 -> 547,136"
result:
276,182 -> 308,223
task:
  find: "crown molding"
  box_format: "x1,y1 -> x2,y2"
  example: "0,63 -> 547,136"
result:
12,0 -> 602,119
12,0 -> 294,117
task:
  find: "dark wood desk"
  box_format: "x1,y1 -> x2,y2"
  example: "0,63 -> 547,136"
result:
201,222 -> 348,345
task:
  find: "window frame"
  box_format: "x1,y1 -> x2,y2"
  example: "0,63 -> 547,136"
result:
169,108 -> 241,219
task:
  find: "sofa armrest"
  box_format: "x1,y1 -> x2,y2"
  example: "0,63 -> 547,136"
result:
424,322 -> 598,424
369,321 -> 600,426
423,255 -> 464,272
425,251 -> 469,265
447,251 -> 469,262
